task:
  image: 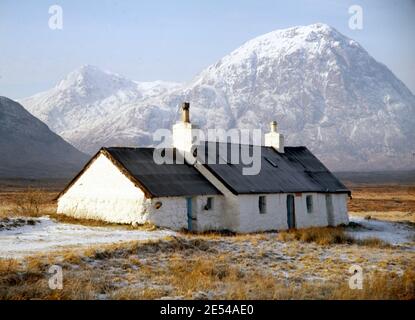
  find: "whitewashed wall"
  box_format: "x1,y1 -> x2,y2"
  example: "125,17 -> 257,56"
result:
57,153 -> 227,230
57,154 -> 190,228
57,154 -> 149,224
330,194 -> 349,226
144,195 -> 225,231
235,194 -> 287,232
233,192 -> 349,232
194,163 -> 240,230
294,193 -> 329,228
193,195 -> 225,231
146,196 -> 188,230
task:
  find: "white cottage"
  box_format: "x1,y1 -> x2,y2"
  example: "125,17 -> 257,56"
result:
57,103 -> 350,232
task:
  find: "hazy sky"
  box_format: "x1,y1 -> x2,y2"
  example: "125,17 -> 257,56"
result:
0,0 -> 414,99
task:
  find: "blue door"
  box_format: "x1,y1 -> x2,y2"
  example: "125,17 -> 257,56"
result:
186,197 -> 192,231
286,195 -> 296,229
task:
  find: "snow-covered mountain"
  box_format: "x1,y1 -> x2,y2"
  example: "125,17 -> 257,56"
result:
0,97 -> 88,178
20,23 -> 415,171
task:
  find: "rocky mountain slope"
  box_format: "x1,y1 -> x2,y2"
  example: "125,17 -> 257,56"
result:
0,97 -> 88,178
20,23 -> 415,171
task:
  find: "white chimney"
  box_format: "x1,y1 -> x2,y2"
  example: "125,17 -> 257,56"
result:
172,102 -> 200,154
265,121 -> 284,153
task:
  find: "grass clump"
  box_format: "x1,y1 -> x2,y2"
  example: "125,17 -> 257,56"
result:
277,227 -> 354,245
277,226 -> 390,248
14,189 -> 48,217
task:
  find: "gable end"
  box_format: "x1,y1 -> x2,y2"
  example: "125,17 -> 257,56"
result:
56,148 -> 154,200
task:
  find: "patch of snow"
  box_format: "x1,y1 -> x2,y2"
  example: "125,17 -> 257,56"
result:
347,217 -> 415,246
0,217 -> 176,259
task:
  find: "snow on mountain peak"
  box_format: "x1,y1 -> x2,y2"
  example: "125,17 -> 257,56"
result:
56,64 -> 136,93
201,23 -> 356,77
19,24 -> 415,171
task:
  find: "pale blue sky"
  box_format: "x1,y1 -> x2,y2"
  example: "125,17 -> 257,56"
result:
0,0 -> 414,99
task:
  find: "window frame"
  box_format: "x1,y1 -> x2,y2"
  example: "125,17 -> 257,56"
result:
204,197 -> 214,211
258,196 -> 267,214
306,195 -> 313,213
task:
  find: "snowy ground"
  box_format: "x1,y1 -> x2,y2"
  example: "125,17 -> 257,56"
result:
0,217 -> 175,259
0,216 -> 413,259
347,216 -> 415,246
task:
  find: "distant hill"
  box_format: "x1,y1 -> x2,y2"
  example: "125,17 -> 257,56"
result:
0,96 -> 88,179
335,170 -> 415,185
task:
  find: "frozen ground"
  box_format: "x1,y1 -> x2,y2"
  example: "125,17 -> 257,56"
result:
0,217 -> 175,258
0,216 -> 414,259
347,216 -> 415,246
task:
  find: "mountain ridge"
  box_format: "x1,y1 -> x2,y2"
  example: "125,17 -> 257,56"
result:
19,23 -> 415,171
0,96 -> 88,178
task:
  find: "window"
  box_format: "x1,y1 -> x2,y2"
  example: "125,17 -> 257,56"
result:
306,195 -> 313,213
204,197 -> 214,210
259,196 -> 267,214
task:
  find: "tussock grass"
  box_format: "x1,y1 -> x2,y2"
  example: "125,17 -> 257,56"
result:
277,227 -> 354,245
0,255 -> 112,300
277,226 -> 390,248
247,267 -> 415,300
0,183 -> 412,300
61,251 -> 84,265
0,259 -> 19,273
338,268 -> 415,300
0,272 -> 109,300
356,237 -> 391,248
0,236 -> 413,300
168,258 -> 242,295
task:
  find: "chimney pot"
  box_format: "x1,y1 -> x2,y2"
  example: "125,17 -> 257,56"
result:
181,102 -> 190,123
270,121 -> 277,133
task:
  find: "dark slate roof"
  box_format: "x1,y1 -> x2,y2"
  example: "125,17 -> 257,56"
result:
104,147 -> 221,197
197,142 -> 350,195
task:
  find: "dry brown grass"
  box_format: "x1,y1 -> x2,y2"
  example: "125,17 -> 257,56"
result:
277,227 -> 353,245
107,256 -> 415,300
0,187 -> 157,229
349,210 -> 415,223
0,259 -> 19,273
0,182 -> 413,300
0,237 -> 413,300
356,237 -> 391,248
0,272 -> 109,300
226,269 -> 415,300
327,268 -> 415,300
167,257 -> 241,295
0,188 -> 56,218
276,226 -> 391,248
47,212 -> 157,230
348,185 -> 415,218
0,253 -> 111,300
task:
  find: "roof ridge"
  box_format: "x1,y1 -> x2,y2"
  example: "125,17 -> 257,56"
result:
199,141 -> 305,148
